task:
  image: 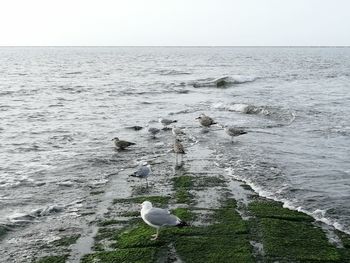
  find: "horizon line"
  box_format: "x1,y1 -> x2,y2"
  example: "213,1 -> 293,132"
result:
0,45 -> 350,48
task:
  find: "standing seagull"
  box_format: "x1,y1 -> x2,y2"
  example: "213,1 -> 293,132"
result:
140,201 -> 189,240
148,127 -> 160,139
224,126 -> 247,142
174,138 -> 185,165
111,137 -> 135,150
159,118 -> 177,129
171,125 -> 186,137
131,162 -> 152,187
195,114 -> 217,127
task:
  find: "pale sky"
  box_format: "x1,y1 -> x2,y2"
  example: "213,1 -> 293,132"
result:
0,0 -> 349,46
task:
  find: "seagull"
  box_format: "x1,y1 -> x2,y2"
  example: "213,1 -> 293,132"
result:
195,113 -> 217,127
224,126 -> 247,142
126,125 -> 143,131
174,138 -> 185,165
130,162 -> 152,187
111,137 -> 135,150
148,127 -> 160,139
171,125 -> 186,137
140,201 -> 189,240
159,118 -> 177,128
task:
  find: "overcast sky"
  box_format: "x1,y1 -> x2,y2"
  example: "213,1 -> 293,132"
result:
0,0 -> 349,46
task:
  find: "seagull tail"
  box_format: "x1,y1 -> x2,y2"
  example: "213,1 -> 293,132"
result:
176,220 -> 190,228
172,120 -> 178,123
130,172 -> 138,177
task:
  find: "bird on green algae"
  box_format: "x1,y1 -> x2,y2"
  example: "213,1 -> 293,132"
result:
140,201 -> 189,240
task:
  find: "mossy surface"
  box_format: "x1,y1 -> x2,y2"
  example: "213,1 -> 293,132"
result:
97,219 -> 121,227
0,226 -> 9,240
175,188 -> 193,204
113,195 -> 171,206
174,199 -> 252,262
51,234 -> 80,247
81,247 -> 157,263
259,218 -> 341,262
172,176 -> 193,189
249,200 -> 313,222
36,255 -> 68,263
249,200 -> 348,262
114,223 -> 165,249
194,176 -> 226,188
172,207 -> 196,222
175,236 -> 254,263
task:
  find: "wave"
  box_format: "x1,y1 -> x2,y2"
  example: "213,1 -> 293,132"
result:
212,102 -> 296,125
65,71 -> 83,75
4,205 -> 64,227
156,69 -> 191,76
191,76 -> 257,88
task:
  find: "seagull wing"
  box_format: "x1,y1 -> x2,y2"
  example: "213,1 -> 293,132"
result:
144,208 -> 179,227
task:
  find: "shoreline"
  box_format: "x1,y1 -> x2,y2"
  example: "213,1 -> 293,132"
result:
33,138 -> 350,263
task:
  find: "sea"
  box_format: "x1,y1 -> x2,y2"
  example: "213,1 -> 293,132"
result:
0,47 -> 349,261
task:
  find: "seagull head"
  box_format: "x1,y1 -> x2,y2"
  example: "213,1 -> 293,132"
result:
175,138 -> 182,143
196,113 -> 206,119
111,137 -> 119,141
141,201 -> 152,210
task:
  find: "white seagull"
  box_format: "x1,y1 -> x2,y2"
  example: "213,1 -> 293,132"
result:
140,201 -> 189,240
224,126 -> 247,142
130,162 -> 152,187
171,125 -> 186,137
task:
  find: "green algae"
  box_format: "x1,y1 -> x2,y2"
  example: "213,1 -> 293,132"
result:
90,190 -> 104,195
114,223 -> 164,249
81,247 -> 157,263
172,207 -> 196,222
97,219 -> 121,227
174,199 -> 253,262
175,188 -> 194,204
172,176 -> 193,188
0,225 -> 9,240
51,234 -> 80,247
118,211 -> 140,217
259,218 -> 341,262
95,227 -> 117,241
194,176 -> 226,188
175,236 -> 254,263
249,200 -> 346,262
36,255 -> 68,263
113,195 -> 171,206
173,176 -> 195,204
249,200 -> 313,222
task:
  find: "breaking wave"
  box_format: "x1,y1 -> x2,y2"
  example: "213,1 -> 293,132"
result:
212,102 -> 296,125
191,75 -> 257,88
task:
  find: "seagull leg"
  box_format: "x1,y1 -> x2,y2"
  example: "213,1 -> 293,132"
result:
175,153 -> 178,165
151,228 -> 159,240
145,178 -> 148,188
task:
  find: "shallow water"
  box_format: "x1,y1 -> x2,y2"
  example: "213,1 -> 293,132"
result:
0,47 -> 349,260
